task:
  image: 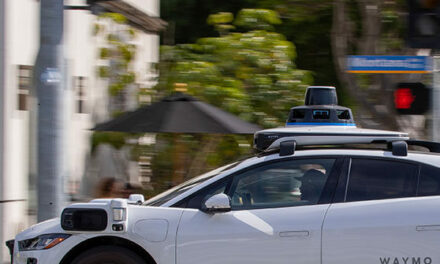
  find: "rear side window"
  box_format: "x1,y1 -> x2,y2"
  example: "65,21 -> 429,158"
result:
418,165 -> 440,196
346,159 -> 418,202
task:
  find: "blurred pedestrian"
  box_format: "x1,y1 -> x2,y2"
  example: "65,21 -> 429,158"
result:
94,177 -> 124,198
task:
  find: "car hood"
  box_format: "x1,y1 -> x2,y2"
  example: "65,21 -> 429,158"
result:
15,218 -> 64,241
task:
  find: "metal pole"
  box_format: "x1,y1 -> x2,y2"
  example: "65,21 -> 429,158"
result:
35,0 -> 65,221
433,54 -> 440,142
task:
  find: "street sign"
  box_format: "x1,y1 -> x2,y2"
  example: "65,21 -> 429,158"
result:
40,68 -> 61,84
347,55 -> 432,73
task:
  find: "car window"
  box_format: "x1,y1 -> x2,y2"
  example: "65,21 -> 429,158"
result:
228,159 -> 336,210
418,165 -> 440,197
145,162 -> 239,206
345,159 -> 418,202
183,181 -> 229,209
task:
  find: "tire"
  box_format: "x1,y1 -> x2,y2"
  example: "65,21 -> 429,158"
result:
70,245 -> 147,264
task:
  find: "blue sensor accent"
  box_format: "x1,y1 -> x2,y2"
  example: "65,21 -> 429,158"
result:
286,122 -> 356,126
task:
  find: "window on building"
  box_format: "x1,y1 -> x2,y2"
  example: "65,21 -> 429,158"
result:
74,76 -> 86,113
17,65 -> 33,111
346,159 -> 418,202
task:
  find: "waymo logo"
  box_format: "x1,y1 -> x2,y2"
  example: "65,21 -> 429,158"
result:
380,257 -> 432,264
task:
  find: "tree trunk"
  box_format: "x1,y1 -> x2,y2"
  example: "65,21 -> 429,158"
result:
331,0 -> 399,130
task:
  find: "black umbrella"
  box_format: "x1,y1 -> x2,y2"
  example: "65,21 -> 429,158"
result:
93,92 -> 261,134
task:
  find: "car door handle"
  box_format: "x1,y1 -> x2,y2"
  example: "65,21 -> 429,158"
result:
416,225 -> 440,231
279,231 -> 310,237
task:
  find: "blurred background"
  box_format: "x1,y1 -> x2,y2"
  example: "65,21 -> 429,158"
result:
0,0 -> 438,262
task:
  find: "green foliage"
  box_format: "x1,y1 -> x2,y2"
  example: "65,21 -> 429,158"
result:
257,0 -> 331,23
253,0 -> 343,105
205,135 -> 251,166
128,28 -> 136,38
109,83 -> 124,96
148,9 -> 313,190
347,0 -> 363,41
208,12 -> 236,35
156,9 -> 311,128
161,0 -> 341,104
100,48 -> 110,59
379,1 -> 406,53
207,12 -> 234,25
93,23 -> 102,36
234,9 -> 281,31
120,72 -> 136,84
107,34 -> 119,42
95,13 -> 137,98
99,13 -> 127,24
152,1 -> 414,190
149,134 -> 253,192
161,0 -> 257,44
111,110 -> 126,118
150,134 -> 176,190
98,66 -> 110,78
118,44 -> 135,63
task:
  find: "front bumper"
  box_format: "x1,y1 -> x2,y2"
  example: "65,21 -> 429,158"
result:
13,250 -> 58,264
10,235 -> 84,264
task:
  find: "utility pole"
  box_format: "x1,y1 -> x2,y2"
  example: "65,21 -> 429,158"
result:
35,0 -> 65,221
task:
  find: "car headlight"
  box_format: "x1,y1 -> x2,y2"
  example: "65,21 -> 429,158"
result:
18,233 -> 70,251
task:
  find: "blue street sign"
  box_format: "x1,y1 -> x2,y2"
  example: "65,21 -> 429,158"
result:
347,55 -> 432,73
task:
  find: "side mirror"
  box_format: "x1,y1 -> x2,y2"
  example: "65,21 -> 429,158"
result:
201,193 -> 231,213
128,194 -> 145,205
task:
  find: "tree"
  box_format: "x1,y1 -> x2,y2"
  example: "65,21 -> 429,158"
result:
146,9 -> 313,191
258,0 -> 425,135
161,0 -> 257,44
161,0 -> 342,106
331,0 -> 427,136
156,9 -> 312,128
255,1 -> 343,102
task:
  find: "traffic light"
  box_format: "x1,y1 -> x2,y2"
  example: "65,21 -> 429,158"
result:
394,83 -> 430,115
407,0 -> 440,48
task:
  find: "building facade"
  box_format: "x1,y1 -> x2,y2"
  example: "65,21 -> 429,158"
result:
0,0 -> 163,262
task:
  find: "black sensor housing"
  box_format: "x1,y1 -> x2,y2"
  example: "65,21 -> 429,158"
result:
61,208 -> 108,231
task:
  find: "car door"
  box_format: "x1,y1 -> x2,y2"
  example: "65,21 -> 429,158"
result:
176,157 -> 342,264
322,157 -> 440,264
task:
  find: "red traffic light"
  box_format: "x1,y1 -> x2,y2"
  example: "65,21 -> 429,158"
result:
394,83 -> 430,115
394,88 -> 416,109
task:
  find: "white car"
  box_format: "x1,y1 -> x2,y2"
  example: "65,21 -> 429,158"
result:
8,125 -> 440,264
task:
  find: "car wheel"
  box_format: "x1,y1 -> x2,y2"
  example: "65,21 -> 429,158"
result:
70,245 -> 147,264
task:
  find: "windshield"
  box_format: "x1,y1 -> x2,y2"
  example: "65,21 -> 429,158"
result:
144,161 -> 239,206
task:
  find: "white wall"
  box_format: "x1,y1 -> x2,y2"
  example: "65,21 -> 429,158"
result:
1,0 -> 40,262
0,0 -> 5,262
64,6 -> 96,189
0,0 -> 161,262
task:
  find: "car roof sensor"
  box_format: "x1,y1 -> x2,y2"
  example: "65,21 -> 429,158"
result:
286,86 -> 355,127
254,86 -> 410,153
